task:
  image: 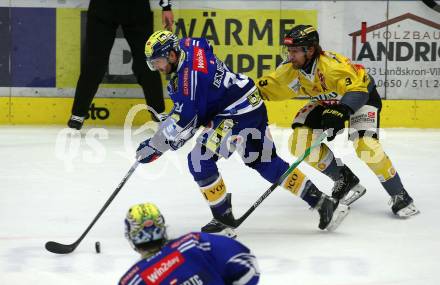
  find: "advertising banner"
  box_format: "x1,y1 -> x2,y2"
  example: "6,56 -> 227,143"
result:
171,9 -> 317,79
1,1 -> 439,100
350,12 -> 440,99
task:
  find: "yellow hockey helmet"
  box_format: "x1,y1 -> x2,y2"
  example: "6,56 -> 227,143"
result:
124,203 -> 167,250
145,30 -> 180,70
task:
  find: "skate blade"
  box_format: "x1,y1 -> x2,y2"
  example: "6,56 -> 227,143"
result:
326,204 -> 350,232
341,185 -> 366,206
397,203 -> 420,218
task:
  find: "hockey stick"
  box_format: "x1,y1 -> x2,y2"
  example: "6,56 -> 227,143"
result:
234,131 -> 329,227
45,161 -> 140,254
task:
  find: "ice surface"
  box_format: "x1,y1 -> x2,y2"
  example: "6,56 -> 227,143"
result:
1,126 -> 439,285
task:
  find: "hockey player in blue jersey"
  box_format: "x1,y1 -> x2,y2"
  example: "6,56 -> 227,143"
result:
119,202 -> 260,285
136,30 -> 350,235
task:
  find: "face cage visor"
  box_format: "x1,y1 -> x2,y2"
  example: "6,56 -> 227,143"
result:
146,56 -> 170,71
281,45 -> 308,62
125,221 -> 167,250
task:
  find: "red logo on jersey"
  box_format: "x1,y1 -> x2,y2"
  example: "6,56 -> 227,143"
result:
120,266 -> 141,285
193,47 -> 208,73
320,100 -> 339,106
170,233 -> 200,248
354,63 -> 365,71
141,251 -> 185,285
183,67 -> 190,96
317,69 -> 328,92
368,111 -> 376,118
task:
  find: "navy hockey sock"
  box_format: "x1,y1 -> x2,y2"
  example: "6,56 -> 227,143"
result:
300,181 -> 323,208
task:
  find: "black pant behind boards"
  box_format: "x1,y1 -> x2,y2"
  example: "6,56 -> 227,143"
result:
72,0 -> 164,117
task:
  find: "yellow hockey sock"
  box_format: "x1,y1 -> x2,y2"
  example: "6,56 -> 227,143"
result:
200,175 -> 227,206
281,168 -> 308,196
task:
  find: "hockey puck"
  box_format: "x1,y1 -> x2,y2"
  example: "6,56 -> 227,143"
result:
95,241 -> 101,254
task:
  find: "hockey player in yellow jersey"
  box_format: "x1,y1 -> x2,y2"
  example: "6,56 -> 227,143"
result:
257,24 -> 419,217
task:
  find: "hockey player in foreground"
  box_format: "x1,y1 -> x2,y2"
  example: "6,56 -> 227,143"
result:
136,30 -> 350,236
119,202 -> 260,285
257,25 -> 419,217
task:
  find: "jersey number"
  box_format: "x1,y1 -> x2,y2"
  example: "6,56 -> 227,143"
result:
224,72 -> 249,88
258,79 -> 268,87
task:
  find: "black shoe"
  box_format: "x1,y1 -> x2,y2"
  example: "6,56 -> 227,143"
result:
316,195 -> 350,231
332,166 -> 366,205
67,115 -> 85,130
201,218 -> 237,238
390,189 -> 420,217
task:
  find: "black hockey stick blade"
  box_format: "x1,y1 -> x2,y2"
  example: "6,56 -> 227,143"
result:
45,241 -> 78,254
45,161 -> 139,254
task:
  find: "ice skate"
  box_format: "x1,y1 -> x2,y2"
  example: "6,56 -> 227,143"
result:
201,218 -> 237,238
332,165 -> 366,206
202,194 -> 237,238
390,189 -> 420,218
316,195 -> 350,231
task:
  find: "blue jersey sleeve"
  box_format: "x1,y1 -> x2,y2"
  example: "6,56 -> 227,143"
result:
157,36 -> 255,152
158,38 -> 213,151
200,233 -> 260,285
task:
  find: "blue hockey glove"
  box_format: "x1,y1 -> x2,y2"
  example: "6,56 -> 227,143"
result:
321,104 -> 352,141
136,139 -> 163,163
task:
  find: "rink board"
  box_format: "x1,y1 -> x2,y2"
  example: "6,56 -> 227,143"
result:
1,97 -> 439,128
